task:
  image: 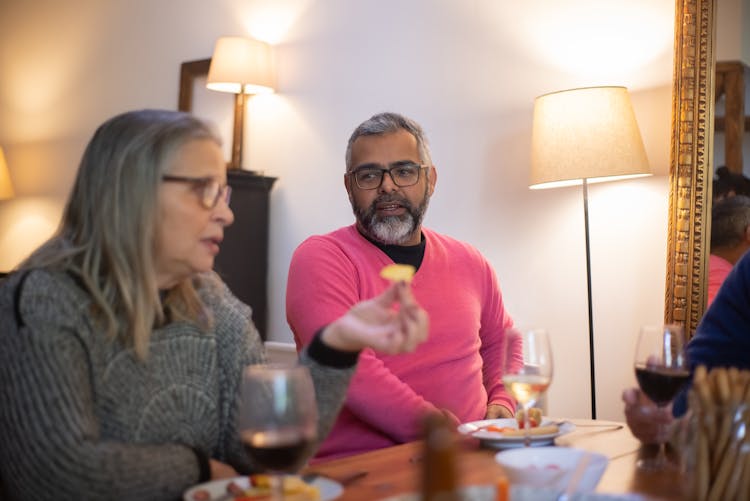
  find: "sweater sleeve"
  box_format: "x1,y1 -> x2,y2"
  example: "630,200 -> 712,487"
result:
477,259 -> 517,414
286,236 -> 439,442
0,271 -> 201,501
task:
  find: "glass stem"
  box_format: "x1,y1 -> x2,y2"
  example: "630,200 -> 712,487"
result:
270,474 -> 284,501
523,404 -> 532,447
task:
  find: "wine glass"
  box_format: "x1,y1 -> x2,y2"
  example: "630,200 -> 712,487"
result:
633,324 -> 690,471
502,328 -> 554,446
237,363 -> 318,499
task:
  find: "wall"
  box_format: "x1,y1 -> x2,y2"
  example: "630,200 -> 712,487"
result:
0,0 -> 675,420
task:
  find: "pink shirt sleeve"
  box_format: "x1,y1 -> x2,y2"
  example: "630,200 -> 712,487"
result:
477,262 -> 517,414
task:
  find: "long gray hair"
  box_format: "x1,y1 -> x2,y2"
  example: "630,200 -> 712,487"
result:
21,109 -> 222,359
344,112 -> 433,171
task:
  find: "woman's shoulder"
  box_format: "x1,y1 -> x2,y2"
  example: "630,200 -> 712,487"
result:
0,267 -> 92,339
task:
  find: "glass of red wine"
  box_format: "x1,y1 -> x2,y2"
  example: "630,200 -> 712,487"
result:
237,364 -> 317,499
633,324 -> 690,471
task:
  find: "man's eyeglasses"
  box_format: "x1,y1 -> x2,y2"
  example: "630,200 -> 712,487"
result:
348,163 -> 429,190
162,175 -> 232,209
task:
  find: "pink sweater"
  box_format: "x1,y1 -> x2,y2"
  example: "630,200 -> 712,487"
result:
286,225 -> 516,460
708,254 -> 733,307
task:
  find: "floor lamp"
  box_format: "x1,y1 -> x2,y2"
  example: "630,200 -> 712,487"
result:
529,86 -> 651,419
206,36 -> 275,170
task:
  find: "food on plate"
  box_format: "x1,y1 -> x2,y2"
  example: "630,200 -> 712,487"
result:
190,474 -> 320,501
379,263 -> 416,283
477,424 -> 559,438
515,407 -> 543,428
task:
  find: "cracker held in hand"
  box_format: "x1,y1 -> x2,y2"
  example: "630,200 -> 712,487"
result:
380,263 -> 416,283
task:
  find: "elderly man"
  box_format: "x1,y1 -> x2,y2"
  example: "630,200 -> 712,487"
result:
286,112 -> 520,460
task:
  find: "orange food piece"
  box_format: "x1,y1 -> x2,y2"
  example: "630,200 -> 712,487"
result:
379,263 -> 416,283
496,476 -> 509,501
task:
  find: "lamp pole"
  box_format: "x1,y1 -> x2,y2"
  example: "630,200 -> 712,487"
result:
582,179 -> 597,419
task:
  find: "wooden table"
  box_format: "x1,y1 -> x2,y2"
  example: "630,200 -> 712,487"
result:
303,419 -> 684,500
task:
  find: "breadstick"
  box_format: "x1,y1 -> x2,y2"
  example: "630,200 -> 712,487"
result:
709,435 -> 743,501
714,367 -> 731,404
711,411 -> 734,476
738,445 -> 750,501
695,426 -> 710,500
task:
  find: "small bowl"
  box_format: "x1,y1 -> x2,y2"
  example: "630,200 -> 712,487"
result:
494,446 -> 608,492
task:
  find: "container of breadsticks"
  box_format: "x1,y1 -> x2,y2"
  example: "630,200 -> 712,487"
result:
679,365 -> 750,501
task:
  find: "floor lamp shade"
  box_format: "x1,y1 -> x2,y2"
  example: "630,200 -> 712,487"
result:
530,86 -> 650,189
0,147 -> 15,200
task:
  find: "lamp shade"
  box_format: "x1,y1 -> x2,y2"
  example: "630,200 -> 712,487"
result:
530,86 -> 650,189
206,36 -> 275,95
0,147 -> 15,200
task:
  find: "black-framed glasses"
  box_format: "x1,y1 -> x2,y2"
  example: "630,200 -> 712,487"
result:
348,162 -> 429,190
162,175 -> 232,209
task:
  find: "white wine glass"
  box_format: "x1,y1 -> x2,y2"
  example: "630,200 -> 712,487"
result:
237,364 -> 318,499
633,324 -> 690,471
502,328 -> 554,446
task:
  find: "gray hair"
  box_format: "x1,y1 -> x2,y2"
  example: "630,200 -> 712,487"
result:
711,195 -> 750,248
345,112 -> 432,171
21,109 -> 222,359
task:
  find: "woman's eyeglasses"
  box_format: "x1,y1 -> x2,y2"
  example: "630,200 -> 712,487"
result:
162,175 -> 232,209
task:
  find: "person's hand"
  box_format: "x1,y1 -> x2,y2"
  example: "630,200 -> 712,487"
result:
622,387 -> 674,444
209,458 -> 238,480
321,281 -> 429,354
485,404 -> 513,419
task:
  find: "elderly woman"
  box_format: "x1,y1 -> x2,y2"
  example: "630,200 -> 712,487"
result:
0,110 -> 428,500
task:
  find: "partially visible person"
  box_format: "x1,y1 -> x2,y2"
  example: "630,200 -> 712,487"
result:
713,165 -> 750,202
0,109 -> 429,501
286,112 -> 520,461
707,195 -> 750,306
623,250 -> 750,444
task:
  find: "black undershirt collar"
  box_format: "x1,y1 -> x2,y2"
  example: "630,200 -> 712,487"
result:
359,229 -> 426,271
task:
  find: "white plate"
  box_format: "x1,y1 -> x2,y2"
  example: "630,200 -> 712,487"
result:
457,417 -> 575,449
379,485 -> 644,501
183,475 -> 343,501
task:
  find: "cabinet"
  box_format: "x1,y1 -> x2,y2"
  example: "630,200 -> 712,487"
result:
214,170 -> 276,340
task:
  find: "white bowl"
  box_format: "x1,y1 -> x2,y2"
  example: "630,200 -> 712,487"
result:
494,446 -> 608,492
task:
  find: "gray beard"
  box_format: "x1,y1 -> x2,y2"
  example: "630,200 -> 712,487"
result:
353,193 -> 429,245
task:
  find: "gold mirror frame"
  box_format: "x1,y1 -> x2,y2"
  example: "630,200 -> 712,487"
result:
665,0 -> 716,335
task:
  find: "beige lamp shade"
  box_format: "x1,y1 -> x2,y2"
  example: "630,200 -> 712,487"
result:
530,86 -> 651,189
0,147 -> 15,200
206,37 -> 275,95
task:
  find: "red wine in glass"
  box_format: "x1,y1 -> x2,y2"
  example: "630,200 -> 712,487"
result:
634,365 -> 691,407
633,324 -> 689,471
241,428 -> 315,474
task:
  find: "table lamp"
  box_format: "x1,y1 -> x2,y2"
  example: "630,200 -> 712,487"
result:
529,86 -> 651,419
0,146 -> 15,200
206,36 -> 275,170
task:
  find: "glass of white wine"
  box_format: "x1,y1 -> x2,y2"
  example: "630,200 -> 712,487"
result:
502,328 -> 553,446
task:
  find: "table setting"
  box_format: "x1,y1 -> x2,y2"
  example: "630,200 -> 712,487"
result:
183,326 -> 693,501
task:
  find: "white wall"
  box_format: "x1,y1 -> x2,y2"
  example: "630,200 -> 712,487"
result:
0,0 -> 675,420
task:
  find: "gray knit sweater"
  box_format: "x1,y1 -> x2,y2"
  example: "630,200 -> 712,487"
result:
0,269 -> 354,501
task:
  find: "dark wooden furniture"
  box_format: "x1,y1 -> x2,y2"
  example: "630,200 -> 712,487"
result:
303,419 -> 683,500
214,170 -> 276,339
715,61 -> 750,174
